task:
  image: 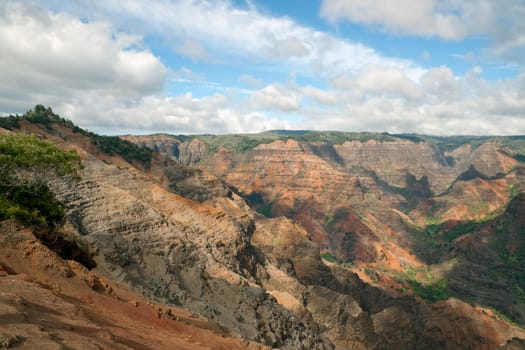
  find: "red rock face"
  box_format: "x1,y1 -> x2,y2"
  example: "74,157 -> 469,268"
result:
334,139 -> 454,192
5,121 -> 525,348
141,134 -> 525,327
126,134 -> 520,250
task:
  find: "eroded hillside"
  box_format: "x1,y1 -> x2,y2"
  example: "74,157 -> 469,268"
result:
125,130 -> 525,327
1,109 -> 524,349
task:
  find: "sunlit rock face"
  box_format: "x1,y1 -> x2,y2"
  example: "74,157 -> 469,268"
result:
33,125 -> 523,349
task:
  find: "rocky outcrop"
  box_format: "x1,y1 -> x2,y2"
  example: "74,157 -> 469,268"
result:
469,142 -> 517,177
251,214 -> 525,349
50,155 -> 333,349
121,134 -> 182,161
121,134 -> 207,165
0,222 -> 268,350
333,139 -> 454,193
132,132 -> 525,332
6,122 -> 525,348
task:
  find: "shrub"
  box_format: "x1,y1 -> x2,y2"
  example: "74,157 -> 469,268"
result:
320,252 -> 338,263
0,105 -> 152,168
409,278 -> 449,303
0,133 -> 80,229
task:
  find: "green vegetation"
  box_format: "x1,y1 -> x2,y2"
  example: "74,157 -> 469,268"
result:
442,221 -> 479,242
0,133 -> 80,176
0,115 -> 21,130
294,131 -> 405,144
420,206 -> 507,243
513,153 -> 525,162
320,252 -> 338,263
417,134 -> 525,158
0,133 -> 81,229
408,278 -> 449,303
422,135 -> 490,153
364,266 -> 380,282
325,215 -> 336,228
246,191 -> 282,218
509,183 -> 521,198
184,133 -> 284,154
256,194 -> 280,218
408,203 -> 525,322
178,130 -> 424,156
425,216 -> 442,226
90,134 -> 152,167
0,105 -> 152,167
0,184 -> 65,227
325,208 -> 350,230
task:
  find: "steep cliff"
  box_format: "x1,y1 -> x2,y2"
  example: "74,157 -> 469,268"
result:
3,116 -> 525,349
125,131 -> 525,329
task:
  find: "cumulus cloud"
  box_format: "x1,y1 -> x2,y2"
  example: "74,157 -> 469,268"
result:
40,0 -> 420,76
175,40 -> 211,61
321,0 -> 466,39
355,66 -> 421,100
299,86 -> 339,106
239,74 -> 264,88
61,92 -> 290,134
294,68 -> 525,135
0,1 -> 167,113
250,84 -> 301,112
420,66 -> 459,100
265,36 -> 310,59
1,0 -> 524,136
320,0 -> 525,62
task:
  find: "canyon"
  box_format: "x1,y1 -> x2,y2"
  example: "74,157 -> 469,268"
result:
1,111 -> 525,349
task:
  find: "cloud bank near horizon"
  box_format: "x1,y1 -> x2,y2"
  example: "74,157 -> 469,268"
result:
1,0 -> 524,135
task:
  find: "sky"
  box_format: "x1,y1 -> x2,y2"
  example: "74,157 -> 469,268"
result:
1,0 -> 525,135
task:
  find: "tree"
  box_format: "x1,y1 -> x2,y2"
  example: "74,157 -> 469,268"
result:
0,134 -> 81,229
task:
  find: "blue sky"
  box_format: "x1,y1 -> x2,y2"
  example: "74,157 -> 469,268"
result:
1,0 -> 525,135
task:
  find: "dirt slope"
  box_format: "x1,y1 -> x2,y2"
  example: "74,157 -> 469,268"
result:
0,222 -> 266,350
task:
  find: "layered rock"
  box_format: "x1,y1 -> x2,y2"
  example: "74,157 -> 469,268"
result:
333,139 -> 453,193
51,157 -> 332,349
251,215 -> 525,349
6,122 -> 525,348
128,132 -> 525,331
0,222 -> 268,350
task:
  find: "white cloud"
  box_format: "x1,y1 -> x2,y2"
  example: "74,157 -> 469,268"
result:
239,74 -> 264,88
420,66 -> 459,100
322,0 -> 449,36
250,84 -> 301,112
175,40 -> 211,61
299,86 -> 339,106
60,92 -> 290,134
1,1 -> 524,136
265,35 -> 309,59
293,68 -> 525,135
173,67 -> 206,82
0,1 -> 167,113
320,0 -> 525,62
355,66 -> 421,100
40,0 -> 421,77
